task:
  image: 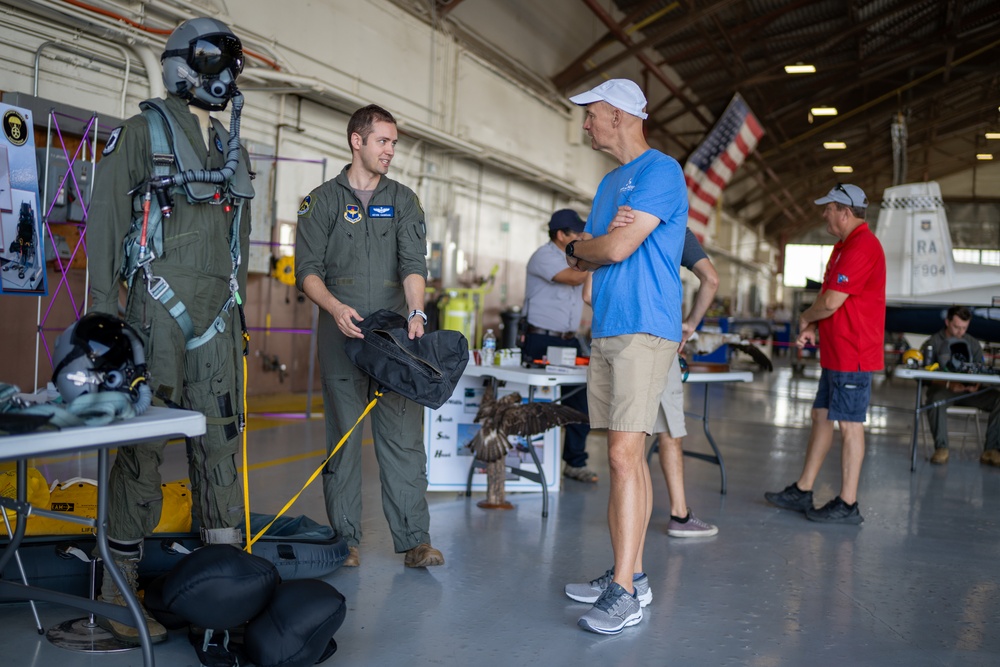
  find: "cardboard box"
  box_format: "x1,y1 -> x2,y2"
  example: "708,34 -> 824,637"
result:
547,346 -> 577,366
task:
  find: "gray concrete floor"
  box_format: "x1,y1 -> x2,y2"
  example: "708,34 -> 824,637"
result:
3,360 -> 999,666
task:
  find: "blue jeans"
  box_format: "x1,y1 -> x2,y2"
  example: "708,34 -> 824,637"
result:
521,332 -> 590,467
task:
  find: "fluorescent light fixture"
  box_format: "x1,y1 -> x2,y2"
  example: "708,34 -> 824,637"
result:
976,153 -> 993,160
784,63 -> 816,74
832,165 -> 854,173
811,107 -> 838,116
985,132 -> 1000,140
823,141 -> 847,149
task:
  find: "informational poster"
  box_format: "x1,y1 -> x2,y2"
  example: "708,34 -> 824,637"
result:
0,103 -> 46,295
424,373 -> 562,493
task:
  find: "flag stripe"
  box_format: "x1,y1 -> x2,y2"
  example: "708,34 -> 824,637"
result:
683,93 -> 764,235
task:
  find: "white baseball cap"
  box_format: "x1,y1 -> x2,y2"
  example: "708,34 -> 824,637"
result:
569,79 -> 648,119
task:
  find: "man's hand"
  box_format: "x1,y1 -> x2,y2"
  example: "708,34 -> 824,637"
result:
608,205 -> 635,231
796,322 -> 817,349
332,302 -> 364,338
680,319 -> 696,352
408,318 -> 425,340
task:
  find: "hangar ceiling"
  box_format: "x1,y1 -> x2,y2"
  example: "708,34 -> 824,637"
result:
417,0 -> 1000,243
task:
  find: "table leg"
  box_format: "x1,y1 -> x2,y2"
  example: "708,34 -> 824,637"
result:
911,378 -> 923,472
95,450 -> 155,667
700,385 -> 727,495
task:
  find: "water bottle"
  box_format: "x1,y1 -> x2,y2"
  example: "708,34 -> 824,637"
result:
922,341 -> 935,368
482,329 -> 497,366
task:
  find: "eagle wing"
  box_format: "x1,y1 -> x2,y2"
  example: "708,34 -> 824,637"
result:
498,401 -> 589,438
728,342 -> 774,372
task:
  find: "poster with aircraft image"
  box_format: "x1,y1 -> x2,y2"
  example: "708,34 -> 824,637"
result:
0,102 -> 47,295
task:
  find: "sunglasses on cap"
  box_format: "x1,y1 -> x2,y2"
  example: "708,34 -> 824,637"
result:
835,183 -> 868,208
163,33 -> 244,76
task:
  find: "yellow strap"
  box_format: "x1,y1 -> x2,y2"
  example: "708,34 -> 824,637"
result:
247,389 -> 383,549
242,351 -> 252,553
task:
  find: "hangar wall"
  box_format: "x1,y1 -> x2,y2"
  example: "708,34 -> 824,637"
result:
0,0 -> 776,393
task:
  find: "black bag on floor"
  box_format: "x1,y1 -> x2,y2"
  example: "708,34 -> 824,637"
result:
345,309 -> 469,409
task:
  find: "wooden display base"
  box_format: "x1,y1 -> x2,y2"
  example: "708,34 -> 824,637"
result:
477,500 -> 515,510
687,361 -> 730,373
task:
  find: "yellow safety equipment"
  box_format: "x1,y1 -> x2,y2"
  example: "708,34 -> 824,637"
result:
902,349 -> 924,368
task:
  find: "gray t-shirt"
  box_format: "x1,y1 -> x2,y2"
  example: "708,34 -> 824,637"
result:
681,227 -> 707,270
523,241 -> 584,333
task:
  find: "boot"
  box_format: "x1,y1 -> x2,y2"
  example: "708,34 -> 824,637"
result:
98,548 -> 168,645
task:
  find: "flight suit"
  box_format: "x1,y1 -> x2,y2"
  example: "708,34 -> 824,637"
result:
87,93 -> 252,546
294,165 -> 430,552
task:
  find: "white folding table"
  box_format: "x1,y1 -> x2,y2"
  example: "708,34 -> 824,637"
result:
894,366 -> 1000,470
0,406 -> 205,667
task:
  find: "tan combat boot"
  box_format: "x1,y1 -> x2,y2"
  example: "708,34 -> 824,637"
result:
98,550 -> 168,645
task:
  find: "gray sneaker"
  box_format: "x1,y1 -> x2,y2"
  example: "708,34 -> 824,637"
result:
577,582 -> 643,634
565,568 -> 652,607
667,510 -> 719,537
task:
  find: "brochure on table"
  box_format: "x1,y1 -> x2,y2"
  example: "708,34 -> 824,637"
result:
424,373 -> 562,492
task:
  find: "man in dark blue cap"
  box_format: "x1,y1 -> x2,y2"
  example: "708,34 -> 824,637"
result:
521,209 -> 595,483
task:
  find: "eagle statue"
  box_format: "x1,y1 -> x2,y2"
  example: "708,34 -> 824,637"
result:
467,382 -> 589,510
687,331 -> 774,372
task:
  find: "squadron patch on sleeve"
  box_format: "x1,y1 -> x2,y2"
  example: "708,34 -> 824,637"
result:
344,205 -> 361,224
297,195 -> 311,216
103,127 -> 123,155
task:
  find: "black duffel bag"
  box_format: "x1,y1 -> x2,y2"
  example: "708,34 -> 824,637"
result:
345,309 -> 468,409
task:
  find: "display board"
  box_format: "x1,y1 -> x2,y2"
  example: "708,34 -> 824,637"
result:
424,372 -> 562,493
0,102 -> 46,295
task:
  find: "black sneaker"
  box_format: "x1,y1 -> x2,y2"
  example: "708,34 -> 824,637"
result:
764,483 -> 814,512
805,497 -> 864,524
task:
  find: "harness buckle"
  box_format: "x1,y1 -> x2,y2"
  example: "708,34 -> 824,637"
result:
147,276 -> 170,300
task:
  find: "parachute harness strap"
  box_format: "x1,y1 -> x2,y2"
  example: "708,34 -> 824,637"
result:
246,389 -> 384,550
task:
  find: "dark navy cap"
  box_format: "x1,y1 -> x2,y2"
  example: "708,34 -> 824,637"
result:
548,209 -> 585,232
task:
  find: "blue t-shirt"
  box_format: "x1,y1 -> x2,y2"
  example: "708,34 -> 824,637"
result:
585,149 -> 687,341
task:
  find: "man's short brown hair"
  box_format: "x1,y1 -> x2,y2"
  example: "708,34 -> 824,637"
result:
347,104 -> 396,146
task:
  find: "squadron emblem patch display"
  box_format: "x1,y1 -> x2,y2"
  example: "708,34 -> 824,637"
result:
344,204 -> 361,224
103,127 -> 123,155
2,109 -> 29,147
297,195 -> 311,216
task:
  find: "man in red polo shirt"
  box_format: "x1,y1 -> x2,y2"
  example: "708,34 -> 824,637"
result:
765,183 -> 886,524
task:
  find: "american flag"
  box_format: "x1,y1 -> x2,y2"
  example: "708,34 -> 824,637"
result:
684,93 -> 764,240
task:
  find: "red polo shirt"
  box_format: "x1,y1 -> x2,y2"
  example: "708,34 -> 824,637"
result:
818,223 -> 886,372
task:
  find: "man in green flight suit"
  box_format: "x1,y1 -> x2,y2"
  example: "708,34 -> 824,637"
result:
295,104 -> 443,569
86,17 -> 253,644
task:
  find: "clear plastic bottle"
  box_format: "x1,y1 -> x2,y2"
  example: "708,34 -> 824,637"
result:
482,329 -> 497,366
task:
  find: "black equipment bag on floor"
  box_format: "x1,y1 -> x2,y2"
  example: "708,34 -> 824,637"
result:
345,309 -> 469,409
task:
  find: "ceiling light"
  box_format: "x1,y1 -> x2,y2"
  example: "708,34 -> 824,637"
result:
811,107 -> 838,116
976,153 -> 993,160
784,63 -> 816,74
832,165 -> 854,173
823,141 -> 847,149
985,132 -> 1000,140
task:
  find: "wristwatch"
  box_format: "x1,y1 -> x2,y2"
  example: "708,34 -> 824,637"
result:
407,309 -> 428,325
565,240 -> 577,258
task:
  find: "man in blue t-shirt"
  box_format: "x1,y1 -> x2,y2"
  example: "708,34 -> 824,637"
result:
560,78 -> 687,635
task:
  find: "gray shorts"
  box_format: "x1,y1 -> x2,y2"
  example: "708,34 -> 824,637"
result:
651,356 -> 686,438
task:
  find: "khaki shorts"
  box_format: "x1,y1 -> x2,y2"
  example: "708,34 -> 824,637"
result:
651,356 -> 686,437
587,334 -> 678,433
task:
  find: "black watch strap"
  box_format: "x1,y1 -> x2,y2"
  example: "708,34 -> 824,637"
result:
565,240 -> 577,258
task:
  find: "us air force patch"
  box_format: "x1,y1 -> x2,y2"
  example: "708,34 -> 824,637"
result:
344,205 -> 361,224
368,205 -> 394,218
297,195 -> 311,216
215,135 -> 224,153
103,127 -> 123,155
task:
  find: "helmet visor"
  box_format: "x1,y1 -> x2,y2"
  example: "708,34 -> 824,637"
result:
165,33 -> 244,76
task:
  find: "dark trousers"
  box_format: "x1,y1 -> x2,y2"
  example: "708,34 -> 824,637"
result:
521,332 -> 590,467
